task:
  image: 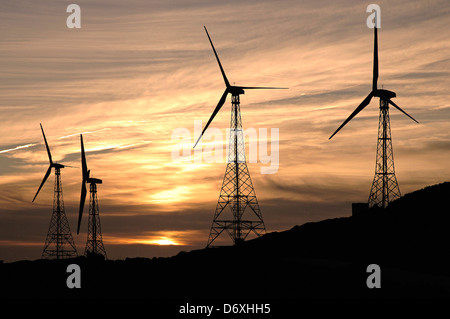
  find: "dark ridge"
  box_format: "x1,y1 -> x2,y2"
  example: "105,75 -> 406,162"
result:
1,182 -> 450,299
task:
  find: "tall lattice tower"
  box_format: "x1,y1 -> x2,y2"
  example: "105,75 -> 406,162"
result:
207,94 -> 265,247
33,124 -> 77,259
41,166 -> 78,259
84,182 -> 107,257
78,134 -> 107,259
193,27 -> 285,246
368,99 -> 401,208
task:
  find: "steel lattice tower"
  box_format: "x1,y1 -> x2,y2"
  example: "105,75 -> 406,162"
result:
368,99 -> 401,208
42,166 -> 78,259
84,182 -> 107,258
207,94 -> 266,247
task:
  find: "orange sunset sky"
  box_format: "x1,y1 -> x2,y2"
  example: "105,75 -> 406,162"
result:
1,0 -> 450,262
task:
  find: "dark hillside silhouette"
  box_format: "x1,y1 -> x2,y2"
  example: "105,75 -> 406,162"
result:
1,182 -> 450,299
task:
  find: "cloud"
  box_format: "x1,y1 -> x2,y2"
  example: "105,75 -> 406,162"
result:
0,143 -> 37,154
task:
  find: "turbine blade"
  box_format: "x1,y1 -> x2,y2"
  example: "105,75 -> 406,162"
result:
329,92 -> 374,139
204,26 -> 230,88
388,99 -> 419,124
80,134 -> 88,180
32,165 -> 52,202
40,123 -> 52,165
237,86 -> 288,90
77,182 -> 87,234
193,88 -> 228,148
373,25 -> 378,91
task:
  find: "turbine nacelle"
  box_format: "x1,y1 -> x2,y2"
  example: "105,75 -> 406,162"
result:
52,163 -> 65,169
228,86 -> 245,96
373,89 -> 396,100
87,177 -> 103,184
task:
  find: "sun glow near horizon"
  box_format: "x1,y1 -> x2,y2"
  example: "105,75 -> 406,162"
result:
103,230 -> 207,247
126,237 -> 182,246
106,236 -> 183,246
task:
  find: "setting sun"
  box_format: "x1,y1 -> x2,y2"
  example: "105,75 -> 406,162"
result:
107,235 -> 184,246
133,237 -> 182,246
151,238 -> 180,246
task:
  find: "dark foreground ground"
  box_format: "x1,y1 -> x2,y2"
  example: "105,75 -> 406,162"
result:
1,182 -> 450,302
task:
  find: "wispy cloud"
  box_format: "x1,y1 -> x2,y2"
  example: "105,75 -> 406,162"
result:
58,128 -> 112,140
0,143 -> 36,154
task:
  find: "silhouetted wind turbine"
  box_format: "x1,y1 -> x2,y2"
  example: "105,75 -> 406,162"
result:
33,123 -> 77,259
193,26 -> 287,148
329,21 -> 419,208
78,134 -> 107,258
194,26 -> 286,247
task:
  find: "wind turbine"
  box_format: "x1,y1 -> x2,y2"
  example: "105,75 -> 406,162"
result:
194,26 -> 286,247
329,21 -> 419,208
33,123 -> 77,259
77,134 -> 107,258
193,26 -> 286,148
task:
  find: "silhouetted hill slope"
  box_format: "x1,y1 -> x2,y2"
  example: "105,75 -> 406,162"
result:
1,182 -> 450,299
243,182 -> 450,272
